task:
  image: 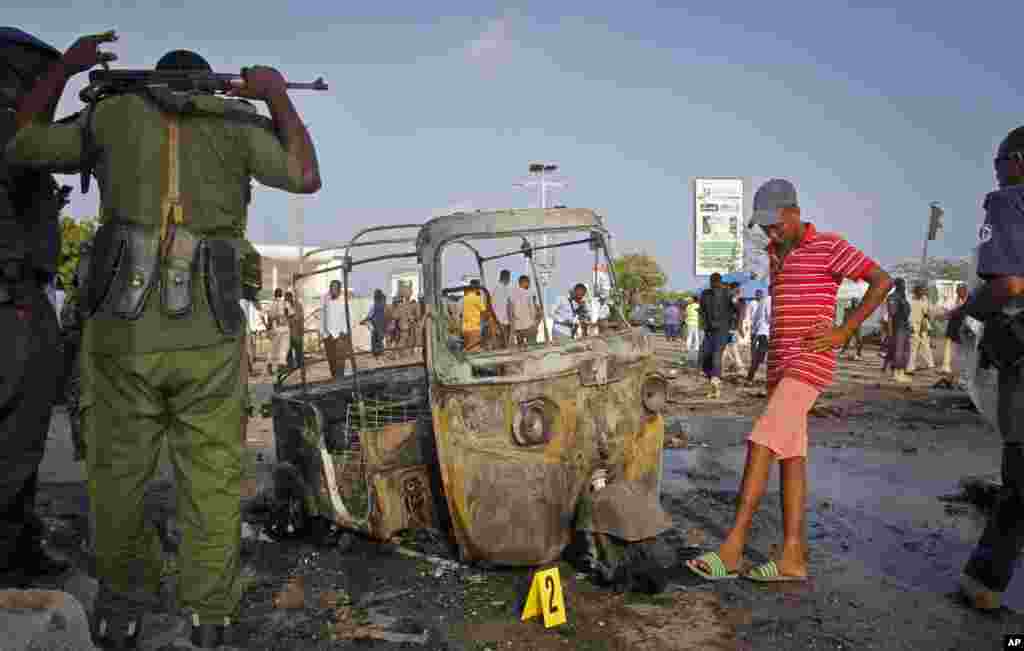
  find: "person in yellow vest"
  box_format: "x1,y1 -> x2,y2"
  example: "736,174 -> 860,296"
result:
684,296 -> 701,351
462,280 -> 485,352
7,32 -> 321,648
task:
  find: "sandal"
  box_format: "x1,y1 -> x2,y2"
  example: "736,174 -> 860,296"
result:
743,560 -> 807,583
959,573 -> 1002,611
685,552 -> 738,581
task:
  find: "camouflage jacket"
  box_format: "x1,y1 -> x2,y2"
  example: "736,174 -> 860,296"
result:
5,92 -> 307,354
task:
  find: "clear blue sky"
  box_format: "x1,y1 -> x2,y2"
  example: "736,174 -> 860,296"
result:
8,1 -> 1023,292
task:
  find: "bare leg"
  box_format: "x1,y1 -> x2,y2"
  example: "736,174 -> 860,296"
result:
777,456 -> 809,578
689,441 -> 775,574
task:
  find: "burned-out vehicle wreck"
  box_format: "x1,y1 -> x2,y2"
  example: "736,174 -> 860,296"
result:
269,208 -> 674,583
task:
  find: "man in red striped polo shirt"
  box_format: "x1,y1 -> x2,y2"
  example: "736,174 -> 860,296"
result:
687,178 -> 893,583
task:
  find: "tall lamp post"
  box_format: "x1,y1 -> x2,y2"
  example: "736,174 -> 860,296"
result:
921,201 -> 944,286
514,163 -> 566,312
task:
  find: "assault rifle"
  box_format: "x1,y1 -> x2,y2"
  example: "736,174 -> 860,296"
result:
83,69 -> 328,99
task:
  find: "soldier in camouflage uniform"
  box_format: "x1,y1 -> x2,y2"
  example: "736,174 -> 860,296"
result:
8,32 -> 321,649
60,241 -> 90,461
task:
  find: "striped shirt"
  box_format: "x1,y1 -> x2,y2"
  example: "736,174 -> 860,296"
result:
767,223 -> 877,390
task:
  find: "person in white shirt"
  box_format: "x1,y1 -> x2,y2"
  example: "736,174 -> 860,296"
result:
320,280 -> 353,378
746,289 -> 772,385
551,283 -> 588,342
239,298 -> 258,375
53,277 -> 66,328
510,275 -> 537,347
490,269 -> 513,347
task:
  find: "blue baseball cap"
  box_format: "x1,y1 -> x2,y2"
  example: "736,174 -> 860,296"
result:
749,178 -> 799,228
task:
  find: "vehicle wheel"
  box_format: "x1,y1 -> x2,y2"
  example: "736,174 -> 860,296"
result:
264,463 -> 313,541
309,517 -> 356,551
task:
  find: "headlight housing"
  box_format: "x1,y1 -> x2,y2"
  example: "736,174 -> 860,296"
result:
513,399 -> 555,446
641,376 -> 668,414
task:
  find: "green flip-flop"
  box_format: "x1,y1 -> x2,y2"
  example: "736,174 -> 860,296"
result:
685,552 -> 739,581
743,560 -> 808,583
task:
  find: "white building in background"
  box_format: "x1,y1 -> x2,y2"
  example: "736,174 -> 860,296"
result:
253,243 -> 340,302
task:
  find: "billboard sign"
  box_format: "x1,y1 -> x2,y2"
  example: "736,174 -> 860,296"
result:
694,177 -> 744,276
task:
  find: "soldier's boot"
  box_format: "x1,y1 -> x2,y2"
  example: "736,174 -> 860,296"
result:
91,579 -> 162,650
93,617 -> 141,651
894,369 -> 912,384
16,545 -> 70,579
7,515 -> 71,582
190,618 -> 235,649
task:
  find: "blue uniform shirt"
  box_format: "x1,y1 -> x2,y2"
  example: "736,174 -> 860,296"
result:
978,185 -> 1024,279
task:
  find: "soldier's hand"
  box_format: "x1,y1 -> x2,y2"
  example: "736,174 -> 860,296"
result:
230,66 -> 288,101
62,31 -> 118,75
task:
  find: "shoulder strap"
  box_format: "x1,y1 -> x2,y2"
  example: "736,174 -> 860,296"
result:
160,112 -> 184,245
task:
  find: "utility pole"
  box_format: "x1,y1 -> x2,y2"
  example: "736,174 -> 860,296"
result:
289,195 -> 305,299
921,201 -> 943,286
514,163 -> 567,312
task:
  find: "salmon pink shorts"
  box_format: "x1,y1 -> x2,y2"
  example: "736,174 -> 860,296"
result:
747,377 -> 820,459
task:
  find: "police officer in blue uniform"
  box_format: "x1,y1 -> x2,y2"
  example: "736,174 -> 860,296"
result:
950,125 -> 1024,610
0,27 -> 70,587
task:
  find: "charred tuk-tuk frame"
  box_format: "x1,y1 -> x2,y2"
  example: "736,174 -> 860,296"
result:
269,209 -> 670,566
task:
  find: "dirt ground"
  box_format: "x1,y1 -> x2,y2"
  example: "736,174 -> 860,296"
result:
33,334 -> 1024,650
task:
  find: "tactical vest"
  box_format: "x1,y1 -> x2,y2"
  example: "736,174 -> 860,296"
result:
0,28 -> 64,304
78,88 -> 264,334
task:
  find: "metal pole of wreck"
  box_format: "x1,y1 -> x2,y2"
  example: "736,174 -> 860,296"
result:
515,163 -> 564,338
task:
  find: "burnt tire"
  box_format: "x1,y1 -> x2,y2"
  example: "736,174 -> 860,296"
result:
264,463 -> 313,541
308,517 -> 356,551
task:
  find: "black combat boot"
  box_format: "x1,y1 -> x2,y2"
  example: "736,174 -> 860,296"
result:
92,615 -> 141,650
91,582 -> 158,651
17,543 -> 71,578
190,619 -> 234,648
11,515 -> 71,581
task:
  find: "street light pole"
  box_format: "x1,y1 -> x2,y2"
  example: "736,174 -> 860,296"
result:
514,163 -> 566,314
922,201 -> 943,287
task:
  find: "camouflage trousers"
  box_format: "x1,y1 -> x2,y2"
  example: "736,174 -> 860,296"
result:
82,339 -> 244,623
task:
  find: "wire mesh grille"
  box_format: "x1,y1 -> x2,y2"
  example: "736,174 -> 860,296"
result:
343,396 -> 431,448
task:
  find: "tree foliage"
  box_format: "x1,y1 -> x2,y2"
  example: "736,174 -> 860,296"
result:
653,289 -> 694,304
889,256 -> 968,285
613,253 -> 667,308
58,216 -> 97,291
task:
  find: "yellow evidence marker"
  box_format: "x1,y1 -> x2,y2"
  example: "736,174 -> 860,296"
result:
520,566 -> 567,628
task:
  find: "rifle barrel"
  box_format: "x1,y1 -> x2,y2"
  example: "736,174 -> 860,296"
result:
88,70 -> 329,91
